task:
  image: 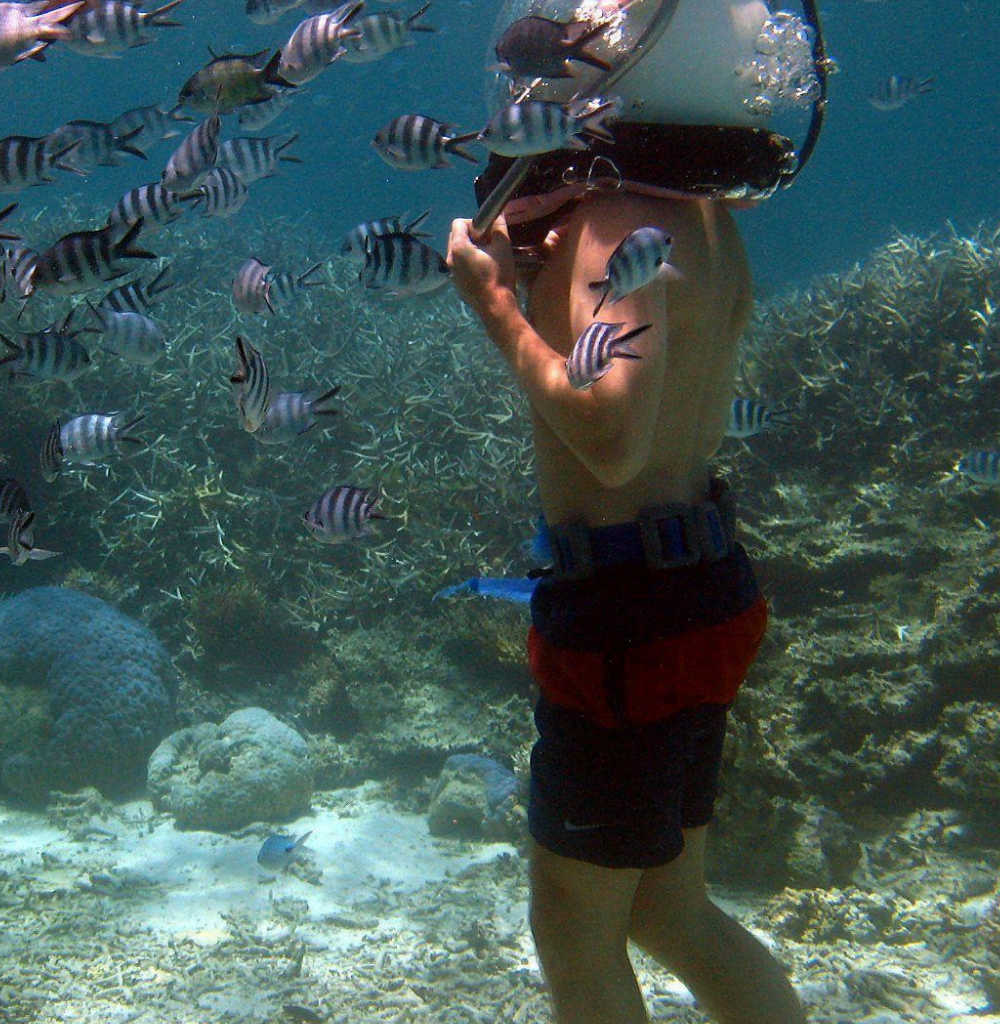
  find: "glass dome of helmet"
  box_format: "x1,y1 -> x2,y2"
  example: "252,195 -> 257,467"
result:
486,0 -> 772,128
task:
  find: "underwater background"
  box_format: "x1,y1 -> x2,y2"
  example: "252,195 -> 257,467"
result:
1,1 -> 1000,1023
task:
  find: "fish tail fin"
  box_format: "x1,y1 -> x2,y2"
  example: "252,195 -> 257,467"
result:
577,97 -> 622,144
168,102 -> 195,124
296,262 -> 324,287
404,208 -> 432,236
84,298 -> 106,326
408,1 -> 435,31
276,133 -> 301,163
566,22 -> 612,71
147,0 -> 184,27
114,218 -> 157,261
114,412 -> 147,445
611,322 -> 652,358
917,77 -> 935,93
114,124 -> 148,161
263,48 -> 297,90
50,138 -> 88,177
230,335 -> 250,383
146,263 -> 174,298
310,383 -> 341,416
0,201 -> 16,233
0,332 -> 22,365
32,1 -> 85,40
445,132 -> 480,165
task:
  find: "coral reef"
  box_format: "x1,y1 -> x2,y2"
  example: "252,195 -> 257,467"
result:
0,587 -> 177,803
147,707 -> 314,831
4,196 -> 1000,887
185,578 -> 322,684
427,753 -> 523,842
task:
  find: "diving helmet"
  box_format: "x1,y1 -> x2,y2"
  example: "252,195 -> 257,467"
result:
476,0 -> 829,215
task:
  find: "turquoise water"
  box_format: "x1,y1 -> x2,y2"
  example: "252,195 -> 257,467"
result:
1,3 -> 999,1023
2,1 -> 996,284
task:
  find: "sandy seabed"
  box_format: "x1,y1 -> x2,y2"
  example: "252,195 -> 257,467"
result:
0,783 -> 994,1024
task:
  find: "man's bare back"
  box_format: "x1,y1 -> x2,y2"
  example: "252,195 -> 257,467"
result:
527,192 -> 753,524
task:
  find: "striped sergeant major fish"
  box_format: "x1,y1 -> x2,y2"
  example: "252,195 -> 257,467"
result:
230,336 -> 271,432
565,321 -> 648,390
956,451 -> 1000,486
161,114 -> 221,192
107,181 -> 191,234
339,209 -> 430,258
63,0 -> 184,57
3,243 -> 37,299
232,256 -> 274,315
589,226 -> 681,316
869,75 -> 934,112
304,485 -> 384,543
0,0 -> 84,67
725,398 -> 792,439
0,510 -> 58,566
267,262 -> 324,309
0,134 -> 85,193
187,167 -> 249,218
0,477 -> 31,520
255,384 -> 340,444
492,14 -> 612,79
340,2 -> 434,64
0,323 -> 92,382
178,49 -> 296,116
45,120 -> 146,174
39,418 -> 63,481
0,201 -> 18,242
217,134 -> 300,183
373,115 -> 477,171
29,218 -> 156,297
50,412 -> 146,471
98,264 -> 173,314
360,231 -> 449,298
87,303 -> 165,365
479,95 -> 621,158
246,0 -> 305,25
111,102 -> 193,156
238,87 -> 294,130
279,2 -> 363,85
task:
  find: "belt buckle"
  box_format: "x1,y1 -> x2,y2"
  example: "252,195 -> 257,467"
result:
551,520 -> 595,580
638,504 -> 702,570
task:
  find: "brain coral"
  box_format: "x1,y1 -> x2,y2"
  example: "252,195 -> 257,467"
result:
0,587 -> 178,803
147,707 -> 313,831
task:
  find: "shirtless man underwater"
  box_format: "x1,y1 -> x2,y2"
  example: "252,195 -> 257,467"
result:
446,1 -> 821,1022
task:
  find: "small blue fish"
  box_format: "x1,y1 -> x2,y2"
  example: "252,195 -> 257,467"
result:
257,831 -> 312,872
433,576 -> 538,603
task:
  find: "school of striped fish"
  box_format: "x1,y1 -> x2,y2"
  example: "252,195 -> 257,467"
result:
0,0 -> 984,570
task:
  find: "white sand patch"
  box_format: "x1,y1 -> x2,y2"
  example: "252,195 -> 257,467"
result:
0,782 -> 520,955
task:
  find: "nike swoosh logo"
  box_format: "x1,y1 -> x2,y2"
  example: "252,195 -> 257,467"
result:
563,820 -> 614,833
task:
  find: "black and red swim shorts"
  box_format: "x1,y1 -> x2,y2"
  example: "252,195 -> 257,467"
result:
526,544 -> 767,868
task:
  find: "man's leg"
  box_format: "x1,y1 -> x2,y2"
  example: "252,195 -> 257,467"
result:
529,841 -> 648,1024
628,826 -> 807,1024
